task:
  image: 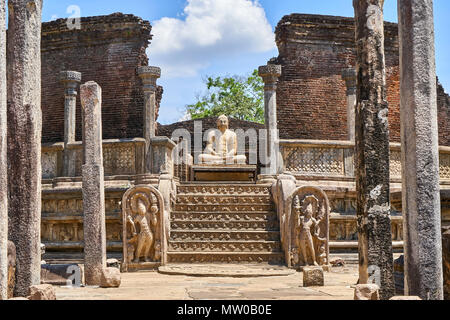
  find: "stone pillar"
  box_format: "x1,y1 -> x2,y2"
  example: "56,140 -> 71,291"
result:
0,0 -> 6,301
342,68 -> 357,141
80,81 -> 106,286
137,66 -> 161,173
398,0 -> 443,300
353,0 -> 395,300
60,71 -> 81,177
258,64 -> 282,175
7,0 -> 43,297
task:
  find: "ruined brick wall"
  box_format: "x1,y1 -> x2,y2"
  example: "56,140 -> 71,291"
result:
41,13 -> 161,143
437,81 -> 450,147
274,14 -> 449,146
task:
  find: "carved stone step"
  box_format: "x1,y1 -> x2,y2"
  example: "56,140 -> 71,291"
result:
168,240 -> 281,252
176,195 -> 272,205
177,185 -> 271,196
171,220 -> 280,231
170,230 -> 281,241
166,252 -> 285,264
171,212 -> 278,222
174,204 -> 274,212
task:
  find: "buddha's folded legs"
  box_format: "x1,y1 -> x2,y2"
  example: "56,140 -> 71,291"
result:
199,154 -> 247,165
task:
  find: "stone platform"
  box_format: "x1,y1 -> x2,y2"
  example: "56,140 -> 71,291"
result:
54,265 -> 359,300
191,165 -> 257,182
158,264 -> 296,277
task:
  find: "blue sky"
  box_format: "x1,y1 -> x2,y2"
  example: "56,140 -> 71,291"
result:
43,0 -> 450,124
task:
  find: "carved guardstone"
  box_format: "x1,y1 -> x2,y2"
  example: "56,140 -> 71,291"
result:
122,186 -> 166,272
287,186 -> 330,271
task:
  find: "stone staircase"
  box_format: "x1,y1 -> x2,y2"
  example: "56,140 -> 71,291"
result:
167,183 -> 284,264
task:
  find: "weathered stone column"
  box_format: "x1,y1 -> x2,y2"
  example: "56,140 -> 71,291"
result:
353,0 -> 395,300
258,64 -> 282,175
0,0 -> 7,301
342,68 -> 357,141
80,81 -> 106,286
7,0 -> 43,297
60,71 -> 81,177
398,0 -> 443,300
138,66 -> 161,173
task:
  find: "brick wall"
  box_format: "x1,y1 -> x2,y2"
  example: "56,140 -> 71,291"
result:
274,14 -> 450,146
41,13 -> 162,143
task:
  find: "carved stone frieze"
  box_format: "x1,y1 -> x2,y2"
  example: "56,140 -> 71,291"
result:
441,153 -> 450,180
167,253 -> 284,264
283,147 -> 344,175
42,151 -> 59,179
174,204 -> 273,213
169,241 -> 281,252
171,212 -> 277,222
177,185 -> 270,195
390,150 -> 402,179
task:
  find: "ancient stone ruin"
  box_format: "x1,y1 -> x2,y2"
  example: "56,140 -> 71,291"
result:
287,187 -> 330,270
122,186 -> 165,272
0,1 -> 448,301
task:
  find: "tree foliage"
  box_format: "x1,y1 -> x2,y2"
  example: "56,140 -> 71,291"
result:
186,69 -> 265,123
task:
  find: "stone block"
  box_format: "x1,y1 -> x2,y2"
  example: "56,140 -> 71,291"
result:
354,284 -> 380,300
100,267 -> 121,288
302,267 -> 324,287
28,284 -> 56,300
330,258 -> 345,267
106,259 -> 120,269
41,264 -> 84,286
389,296 -> 422,300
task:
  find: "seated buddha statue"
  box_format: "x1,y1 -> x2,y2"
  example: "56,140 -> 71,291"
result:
198,115 -> 247,165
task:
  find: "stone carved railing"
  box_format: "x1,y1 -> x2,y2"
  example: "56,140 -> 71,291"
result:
280,139 -> 450,181
42,138 -> 146,179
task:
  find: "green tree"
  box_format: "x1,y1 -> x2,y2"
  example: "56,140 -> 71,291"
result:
186,69 -> 265,123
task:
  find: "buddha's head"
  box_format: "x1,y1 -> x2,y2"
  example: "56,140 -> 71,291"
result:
217,115 -> 229,133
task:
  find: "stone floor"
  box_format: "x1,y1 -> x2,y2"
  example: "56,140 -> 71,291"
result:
55,264 -> 359,300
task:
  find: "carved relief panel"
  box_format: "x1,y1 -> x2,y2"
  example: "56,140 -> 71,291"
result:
287,186 -> 330,269
122,186 -> 166,271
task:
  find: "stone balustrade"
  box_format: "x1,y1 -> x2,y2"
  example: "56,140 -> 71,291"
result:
280,139 -> 450,181
41,138 -> 147,179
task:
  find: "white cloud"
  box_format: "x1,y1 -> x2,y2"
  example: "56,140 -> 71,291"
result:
149,0 -> 275,78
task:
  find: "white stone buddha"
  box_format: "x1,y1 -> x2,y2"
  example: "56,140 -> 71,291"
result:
198,115 -> 247,165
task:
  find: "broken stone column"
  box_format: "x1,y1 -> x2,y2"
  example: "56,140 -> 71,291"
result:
342,68 -> 357,141
353,0 -> 395,300
258,64 -> 282,175
7,0 -> 43,297
138,66 -> 161,173
80,81 -> 106,286
0,0 -> 6,301
398,0 -> 444,300
60,71 -> 81,177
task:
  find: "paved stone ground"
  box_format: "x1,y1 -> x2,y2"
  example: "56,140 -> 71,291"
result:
55,265 -> 358,300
